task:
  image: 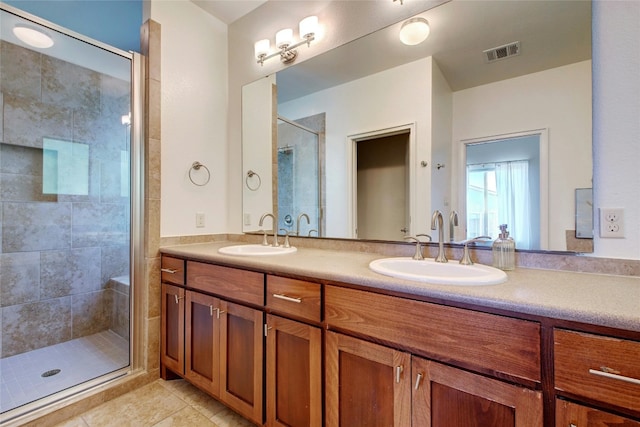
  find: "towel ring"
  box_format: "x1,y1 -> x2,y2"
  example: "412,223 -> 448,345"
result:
246,170 -> 262,191
189,161 -> 210,186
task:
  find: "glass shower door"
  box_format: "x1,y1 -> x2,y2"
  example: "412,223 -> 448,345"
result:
0,5 -> 133,416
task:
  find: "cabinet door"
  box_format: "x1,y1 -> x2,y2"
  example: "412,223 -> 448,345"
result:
219,300 -> 264,425
185,290 -> 221,397
412,357 -> 542,427
326,331 -> 411,427
161,283 -> 184,377
556,399 -> 640,427
266,314 -> 322,427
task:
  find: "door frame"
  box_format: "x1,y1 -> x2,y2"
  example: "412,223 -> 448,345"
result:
347,123 -> 416,239
457,128 -> 549,249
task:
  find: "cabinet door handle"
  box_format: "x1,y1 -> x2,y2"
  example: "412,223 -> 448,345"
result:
414,373 -> 423,390
589,368 -> 640,385
272,293 -> 302,303
174,295 -> 183,304
264,324 -> 273,337
395,365 -> 404,384
161,268 -> 178,274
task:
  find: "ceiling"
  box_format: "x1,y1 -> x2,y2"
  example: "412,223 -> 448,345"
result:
191,0 -> 267,24
276,0 -> 592,102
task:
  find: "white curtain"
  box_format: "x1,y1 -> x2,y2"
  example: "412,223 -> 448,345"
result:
495,161 -> 531,249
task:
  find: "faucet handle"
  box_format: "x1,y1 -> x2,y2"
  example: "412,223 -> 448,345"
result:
416,233 -> 432,242
404,236 -> 424,260
459,236 -> 492,265
259,229 -> 269,246
279,229 -> 291,248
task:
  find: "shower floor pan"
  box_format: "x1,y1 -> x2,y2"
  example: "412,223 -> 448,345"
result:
0,330 -> 129,414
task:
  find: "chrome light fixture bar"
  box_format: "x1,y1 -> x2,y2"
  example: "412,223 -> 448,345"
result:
255,16 -> 318,66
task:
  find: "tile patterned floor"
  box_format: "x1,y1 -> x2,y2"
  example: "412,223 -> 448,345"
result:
0,331 -> 129,414
53,379 -> 256,427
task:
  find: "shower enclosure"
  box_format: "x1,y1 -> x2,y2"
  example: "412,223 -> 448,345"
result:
276,115 -> 324,237
0,5 -> 139,419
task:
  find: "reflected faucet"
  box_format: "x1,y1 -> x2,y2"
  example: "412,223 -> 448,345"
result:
297,213 -> 310,237
258,213 -> 279,247
431,210 -> 447,263
449,210 -> 458,242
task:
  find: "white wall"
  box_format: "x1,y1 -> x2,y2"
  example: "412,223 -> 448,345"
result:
592,1 -> 640,259
451,61 -> 592,251
242,75 -> 275,232
278,58 -> 433,238
149,0 -> 229,237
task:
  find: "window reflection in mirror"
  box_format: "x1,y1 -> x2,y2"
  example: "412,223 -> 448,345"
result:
465,135 -> 541,250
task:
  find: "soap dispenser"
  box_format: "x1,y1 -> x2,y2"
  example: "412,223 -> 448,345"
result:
492,224 -> 515,271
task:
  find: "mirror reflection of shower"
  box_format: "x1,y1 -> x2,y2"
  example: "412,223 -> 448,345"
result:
276,115 -> 324,237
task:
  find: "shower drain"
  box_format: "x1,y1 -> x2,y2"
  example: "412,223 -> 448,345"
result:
41,369 -> 61,378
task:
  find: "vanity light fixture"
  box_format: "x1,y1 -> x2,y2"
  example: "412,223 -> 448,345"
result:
255,15 -> 319,66
399,17 -> 430,46
13,24 -> 54,48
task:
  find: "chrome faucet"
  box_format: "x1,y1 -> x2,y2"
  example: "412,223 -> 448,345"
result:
431,210 -> 447,263
297,213 -> 310,237
449,210 -> 458,242
258,213 -> 279,247
458,236 -> 492,265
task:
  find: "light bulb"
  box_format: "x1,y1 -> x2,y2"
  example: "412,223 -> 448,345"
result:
254,39 -> 270,58
299,16 -> 318,39
276,28 -> 293,49
13,24 -> 54,49
399,17 -> 430,46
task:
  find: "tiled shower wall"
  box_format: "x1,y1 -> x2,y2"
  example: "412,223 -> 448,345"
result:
276,113 -> 326,236
0,40 -> 130,358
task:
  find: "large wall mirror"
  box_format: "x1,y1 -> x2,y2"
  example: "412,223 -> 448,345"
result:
242,0 -> 592,253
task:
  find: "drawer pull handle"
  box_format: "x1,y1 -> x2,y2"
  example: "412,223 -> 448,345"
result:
414,373 -> 423,390
396,365 -> 403,384
161,268 -> 179,274
174,295 -> 183,304
588,368 -> 640,385
272,293 -> 302,303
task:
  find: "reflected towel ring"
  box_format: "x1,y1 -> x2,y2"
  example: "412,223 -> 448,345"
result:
189,161 -> 211,186
246,170 -> 262,191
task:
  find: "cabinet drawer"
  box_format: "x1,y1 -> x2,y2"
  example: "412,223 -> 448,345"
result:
325,286 -> 541,383
187,261 -> 264,306
161,256 -> 185,286
554,329 -> 640,413
556,399 -> 640,426
266,275 -> 321,323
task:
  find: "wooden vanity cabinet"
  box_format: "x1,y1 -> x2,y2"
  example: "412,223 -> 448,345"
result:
326,331 -> 412,427
412,357 -> 542,427
219,299 -> 264,424
265,275 -> 323,427
161,283 -> 185,378
184,290 -> 220,397
325,285 -> 543,427
556,399 -> 640,427
554,328 -> 640,423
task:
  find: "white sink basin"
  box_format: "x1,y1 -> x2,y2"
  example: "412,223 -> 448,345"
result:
218,244 -> 297,256
369,257 -> 507,286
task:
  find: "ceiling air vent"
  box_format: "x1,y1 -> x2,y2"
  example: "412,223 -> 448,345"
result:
483,41 -> 520,63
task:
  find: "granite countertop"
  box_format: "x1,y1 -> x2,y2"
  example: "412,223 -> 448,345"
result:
160,241 -> 640,333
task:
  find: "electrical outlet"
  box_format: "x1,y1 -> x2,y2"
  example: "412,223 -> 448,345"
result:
599,208 -> 624,238
196,212 -> 205,228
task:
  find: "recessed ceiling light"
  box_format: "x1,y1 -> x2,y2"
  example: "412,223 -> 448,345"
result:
399,17 -> 430,46
13,24 -> 54,49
